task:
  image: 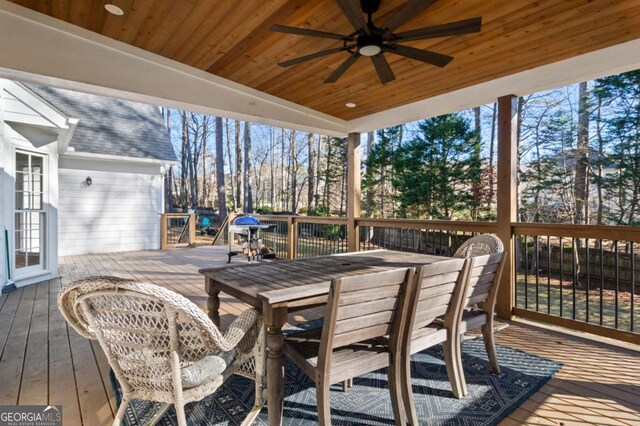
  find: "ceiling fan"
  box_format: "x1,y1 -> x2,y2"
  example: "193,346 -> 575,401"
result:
271,0 -> 482,84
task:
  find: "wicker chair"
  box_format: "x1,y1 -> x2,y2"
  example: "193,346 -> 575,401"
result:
58,276 -> 265,426
453,234 -> 504,258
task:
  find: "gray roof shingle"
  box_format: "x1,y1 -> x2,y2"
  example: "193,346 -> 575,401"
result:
25,83 -> 176,162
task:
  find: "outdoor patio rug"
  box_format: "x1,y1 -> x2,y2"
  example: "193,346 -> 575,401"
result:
110,324 -> 562,426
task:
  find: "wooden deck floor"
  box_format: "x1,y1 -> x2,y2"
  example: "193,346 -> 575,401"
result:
0,246 -> 638,426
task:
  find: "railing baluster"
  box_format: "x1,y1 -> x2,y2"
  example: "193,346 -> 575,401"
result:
600,240 -> 604,326
632,241 -> 635,333
547,235 -> 552,315
535,235 -> 540,312
586,238 -> 590,324
524,234 -> 529,310
614,240 -> 619,329
559,236 -> 564,318
572,237 -> 577,320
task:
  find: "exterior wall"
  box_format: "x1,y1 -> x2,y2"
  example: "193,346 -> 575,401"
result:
0,83 -> 6,286
57,155 -> 164,256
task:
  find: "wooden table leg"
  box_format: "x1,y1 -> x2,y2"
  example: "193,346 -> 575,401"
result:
264,303 -> 288,426
205,277 -> 221,328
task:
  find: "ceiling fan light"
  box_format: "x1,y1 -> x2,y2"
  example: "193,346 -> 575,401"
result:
104,4 -> 124,15
359,45 -> 382,57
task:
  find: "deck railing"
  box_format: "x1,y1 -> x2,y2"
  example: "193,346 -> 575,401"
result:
356,218 -> 497,255
250,214 -> 639,344
512,223 -> 640,344
160,213 -> 195,249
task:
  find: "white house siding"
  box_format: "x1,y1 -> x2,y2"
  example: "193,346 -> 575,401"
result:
0,86 -> 6,286
58,156 -> 163,256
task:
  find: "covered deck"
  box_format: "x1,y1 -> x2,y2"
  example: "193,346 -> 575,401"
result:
0,247 -> 638,425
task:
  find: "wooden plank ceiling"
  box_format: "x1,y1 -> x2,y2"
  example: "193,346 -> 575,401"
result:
10,0 -> 640,120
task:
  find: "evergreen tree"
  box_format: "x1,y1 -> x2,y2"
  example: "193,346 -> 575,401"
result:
392,114 -> 478,219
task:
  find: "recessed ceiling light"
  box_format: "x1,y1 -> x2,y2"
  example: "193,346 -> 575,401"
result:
346,102 -> 357,108
104,4 -> 124,15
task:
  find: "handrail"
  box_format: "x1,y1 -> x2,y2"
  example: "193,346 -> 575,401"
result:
256,214 -> 348,225
357,218 -> 497,232
512,222 -> 640,241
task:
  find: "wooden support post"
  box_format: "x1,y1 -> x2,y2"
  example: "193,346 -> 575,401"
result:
347,132 -> 361,252
496,95 -> 518,320
160,214 -> 168,249
189,213 -> 196,245
287,216 -> 297,259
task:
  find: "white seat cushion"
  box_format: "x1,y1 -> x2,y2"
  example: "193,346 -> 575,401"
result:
181,349 -> 236,388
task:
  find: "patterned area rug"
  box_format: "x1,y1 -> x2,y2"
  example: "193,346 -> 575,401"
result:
111,332 -> 561,425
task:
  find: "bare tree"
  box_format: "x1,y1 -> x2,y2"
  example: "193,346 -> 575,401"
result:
289,130 -> 297,213
574,81 -> 590,224
225,119 -> 235,211
215,116 -> 227,220
488,103 -> 497,210
269,127 -> 275,209
314,135 -> 323,208
307,133 -> 315,212
243,122 -> 253,213
364,131 -> 374,217
234,120 -> 242,210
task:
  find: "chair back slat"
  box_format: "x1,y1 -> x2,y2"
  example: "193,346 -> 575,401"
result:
336,297 -> 399,321
317,268 -> 412,372
409,258 -> 469,332
464,252 -> 505,309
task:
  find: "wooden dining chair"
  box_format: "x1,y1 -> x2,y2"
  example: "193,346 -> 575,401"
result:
458,252 -> 507,375
399,257 -> 473,425
283,268 -> 414,426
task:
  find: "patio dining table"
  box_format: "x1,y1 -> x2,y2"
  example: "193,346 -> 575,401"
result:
199,249 -> 446,426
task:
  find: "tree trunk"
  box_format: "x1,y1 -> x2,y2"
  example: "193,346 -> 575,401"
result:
215,117 -> 227,220
290,130 -> 297,213
201,117 -> 208,207
574,81 -> 590,225
596,96 -> 604,225
488,103 -> 497,211
243,122 -> 253,213
165,166 -> 174,212
365,131 -> 374,217
225,119 -> 235,211
307,133 -> 315,212
472,106 -> 482,220
281,128 -> 286,211
269,127 -> 275,210
323,138 -> 332,208
187,134 -> 197,209
234,120 -> 242,210
180,111 -> 188,207
315,136 -> 323,208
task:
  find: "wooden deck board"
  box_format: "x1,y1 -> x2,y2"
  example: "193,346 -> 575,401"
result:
0,246 -> 637,425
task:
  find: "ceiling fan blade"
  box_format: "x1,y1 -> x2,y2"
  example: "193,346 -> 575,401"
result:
270,25 -> 352,41
279,47 -> 348,67
325,52 -> 360,83
370,54 -> 396,84
336,0 -> 371,35
382,0 -> 438,35
383,44 -> 453,67
393,17 -> 482,42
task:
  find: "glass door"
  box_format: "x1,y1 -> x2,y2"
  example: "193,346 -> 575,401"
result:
14,151 -> 46,274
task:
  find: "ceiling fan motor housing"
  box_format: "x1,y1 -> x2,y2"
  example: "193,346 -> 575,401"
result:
357,33 -> 383,56
360,0 -> 381,15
